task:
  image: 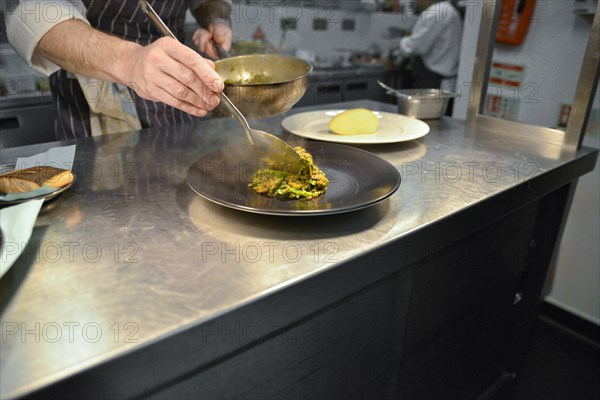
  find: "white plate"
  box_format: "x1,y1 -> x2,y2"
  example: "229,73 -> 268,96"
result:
282,110 -> 430,144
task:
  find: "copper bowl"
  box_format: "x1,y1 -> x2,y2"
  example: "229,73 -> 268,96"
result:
215,54 -> 312,118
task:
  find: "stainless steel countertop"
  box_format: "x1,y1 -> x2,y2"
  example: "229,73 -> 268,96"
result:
0,100 -> 597,399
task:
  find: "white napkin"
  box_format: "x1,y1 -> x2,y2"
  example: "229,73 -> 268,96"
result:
15,145 -> 76,170
0,199 -> 44,278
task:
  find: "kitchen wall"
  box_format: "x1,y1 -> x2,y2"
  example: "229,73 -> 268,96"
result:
454,0 -> 600,324
454,0 -> 600,127
186,2 -> 416,58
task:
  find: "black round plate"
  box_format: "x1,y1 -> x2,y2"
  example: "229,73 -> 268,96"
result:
187,142 -> 401,216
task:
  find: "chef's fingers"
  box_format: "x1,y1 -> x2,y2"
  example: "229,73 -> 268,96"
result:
205,59 -> 216,69
159,38 -> 224,93
211,23 -> 232,51
191,29 -> 219,61
157,56 -> 220,108
203,42 -> 218,60
162,74 -> 219,112
128,75 -> 214,116
192,28 -> 202,43
191,28 -> 206,51
154,86 -> 210,117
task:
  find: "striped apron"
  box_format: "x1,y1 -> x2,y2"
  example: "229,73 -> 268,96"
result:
49,0 -> 194,140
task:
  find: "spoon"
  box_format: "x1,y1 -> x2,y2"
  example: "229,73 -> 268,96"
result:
376,80 -> 410,100
138,0 -> 301,168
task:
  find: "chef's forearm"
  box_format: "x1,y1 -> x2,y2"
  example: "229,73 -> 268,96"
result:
35,19 -> 140,85
189,0 -> 232,29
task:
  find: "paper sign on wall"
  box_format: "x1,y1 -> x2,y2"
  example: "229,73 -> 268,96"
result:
485,62 -> 525,121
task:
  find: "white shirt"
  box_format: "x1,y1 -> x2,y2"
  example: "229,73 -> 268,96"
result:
400,1 -> 463,78
4,0 -> 231,76
4,1 -> 90,75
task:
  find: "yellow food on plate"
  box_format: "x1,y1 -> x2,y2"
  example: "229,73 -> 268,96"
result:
328,108 -> 379,135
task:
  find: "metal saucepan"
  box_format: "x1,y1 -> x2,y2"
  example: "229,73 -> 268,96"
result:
215,55 -> 312,118
377,81 -> 454,120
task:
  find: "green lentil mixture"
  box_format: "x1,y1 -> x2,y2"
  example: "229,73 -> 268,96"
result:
250,147 -> 329,200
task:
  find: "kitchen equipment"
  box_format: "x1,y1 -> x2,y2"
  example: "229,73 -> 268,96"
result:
282,109 -> 430,144
187,142 -> 401,216
217,89 -> 302,168
395,89 -> 452,119
377,80 -> 408,99
0,44 -> 55,148
214,54 -> 312,117
300,49 -> 352,70
351,52 -> 387,69
377,81 -> 453,120
496,0 -> 536,45
139,0 -> 301,167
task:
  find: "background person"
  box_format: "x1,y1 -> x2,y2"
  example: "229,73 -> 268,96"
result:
398,0 -> 463,91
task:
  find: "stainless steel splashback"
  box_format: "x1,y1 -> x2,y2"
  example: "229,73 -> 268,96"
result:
466,0 -> 600,152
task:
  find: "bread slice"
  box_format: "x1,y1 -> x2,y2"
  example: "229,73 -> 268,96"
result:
0,166 -> 74,194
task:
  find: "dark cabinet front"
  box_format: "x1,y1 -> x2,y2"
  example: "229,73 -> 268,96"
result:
296,70 -> 389,107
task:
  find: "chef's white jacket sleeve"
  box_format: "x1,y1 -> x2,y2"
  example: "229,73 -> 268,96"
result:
4,1 -> 89,76
399,8 -> 448,57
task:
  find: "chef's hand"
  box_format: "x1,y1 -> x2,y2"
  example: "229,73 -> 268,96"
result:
192,21 -> 232,59
122,37 -> 223,117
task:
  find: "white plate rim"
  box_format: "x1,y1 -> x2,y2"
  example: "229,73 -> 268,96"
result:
0,182 -> 73,205
282,109 -> 430,144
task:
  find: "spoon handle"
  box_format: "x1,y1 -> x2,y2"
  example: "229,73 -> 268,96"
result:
377,80 -> 409,99
213,41 -> 231,59
217,93 -> 255,145
139,0 -> 175,38
139,0 -> 213,59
